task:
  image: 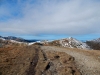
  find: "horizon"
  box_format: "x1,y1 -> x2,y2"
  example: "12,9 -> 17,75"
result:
0,34 -> 99,41
0,0 -> 100,40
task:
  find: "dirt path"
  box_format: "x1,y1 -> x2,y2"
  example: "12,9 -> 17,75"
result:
26,47 -> 39,75
41,46 -> 100,75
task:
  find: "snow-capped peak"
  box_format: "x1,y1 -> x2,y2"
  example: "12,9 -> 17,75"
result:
59,37 -> 90,49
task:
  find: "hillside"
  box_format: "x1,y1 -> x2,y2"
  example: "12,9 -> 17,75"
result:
0,45 -> 81,75
41,46 -> 100,75
41,37 -> 90,50
86,38 -> 100,50
0,36 -> 39,43
0,36 -> 100,75
2,36 -> 100,50
0,42 -> 100,75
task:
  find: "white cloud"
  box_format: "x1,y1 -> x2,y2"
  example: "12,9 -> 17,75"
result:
0,0 -> 100,35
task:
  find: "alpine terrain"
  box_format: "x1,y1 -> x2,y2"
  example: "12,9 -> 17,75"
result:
0,36 -> 100,75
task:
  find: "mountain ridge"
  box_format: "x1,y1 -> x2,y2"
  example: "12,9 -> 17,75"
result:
0,35 -> 100,50
0,36 -> 40,43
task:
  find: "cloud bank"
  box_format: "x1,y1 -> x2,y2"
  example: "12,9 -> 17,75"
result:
0,0 -> 100,36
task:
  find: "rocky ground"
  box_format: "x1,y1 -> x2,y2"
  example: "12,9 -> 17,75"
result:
0,45 -> 100,75
41,46 -> 100,75
0,45 -> 81,75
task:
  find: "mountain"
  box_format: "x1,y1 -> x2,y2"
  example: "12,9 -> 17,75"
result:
0,36 -> 40,43
0,36 -> 40,47
41,37 -> 90,49
59,37 -> 90,49
86,38 -> 100,50
91,38 -> 100,42
0,36 -> 95,50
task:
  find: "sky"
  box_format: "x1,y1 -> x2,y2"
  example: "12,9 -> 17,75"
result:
0,0 -> 100,40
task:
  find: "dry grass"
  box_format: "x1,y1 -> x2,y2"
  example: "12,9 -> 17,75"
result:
0,45 -> 38,75
61,47 -> 100,61
0,45 -> 81,75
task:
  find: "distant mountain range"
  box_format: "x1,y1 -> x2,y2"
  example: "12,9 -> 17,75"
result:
0,35 -> 100,50
0,36 -> 40,43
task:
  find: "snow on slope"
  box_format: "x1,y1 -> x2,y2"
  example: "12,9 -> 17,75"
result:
0,36 -> 91,49
0,37 -> 28,46
10,40 -> 24,44
91,38 -> 100,42
0,37 -> 5,41
59,37 -> 90,49
0,36 -> 37,45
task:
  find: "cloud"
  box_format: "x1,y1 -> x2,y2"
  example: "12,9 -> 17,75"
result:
0,0 -> 100,36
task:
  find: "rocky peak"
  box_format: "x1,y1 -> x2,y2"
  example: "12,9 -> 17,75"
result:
59,37 -> 90,49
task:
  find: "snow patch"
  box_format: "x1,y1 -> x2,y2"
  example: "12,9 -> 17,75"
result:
59,37 -> 90,49
0,38 -> 6,40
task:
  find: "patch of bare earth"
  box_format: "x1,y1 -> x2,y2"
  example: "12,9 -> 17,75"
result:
41,46 -> 100,75
35,49 -> 81,75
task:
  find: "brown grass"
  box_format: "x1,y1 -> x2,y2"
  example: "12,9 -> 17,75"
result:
0,45 -> 81,75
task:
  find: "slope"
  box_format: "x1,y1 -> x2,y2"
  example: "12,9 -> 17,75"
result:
0,45 -> 81,75
41,46 -> 100,75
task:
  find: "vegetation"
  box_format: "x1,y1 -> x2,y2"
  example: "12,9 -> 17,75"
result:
86,41 -> 100,50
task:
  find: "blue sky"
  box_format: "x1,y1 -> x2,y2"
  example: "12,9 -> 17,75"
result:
0,0 -> 100,40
